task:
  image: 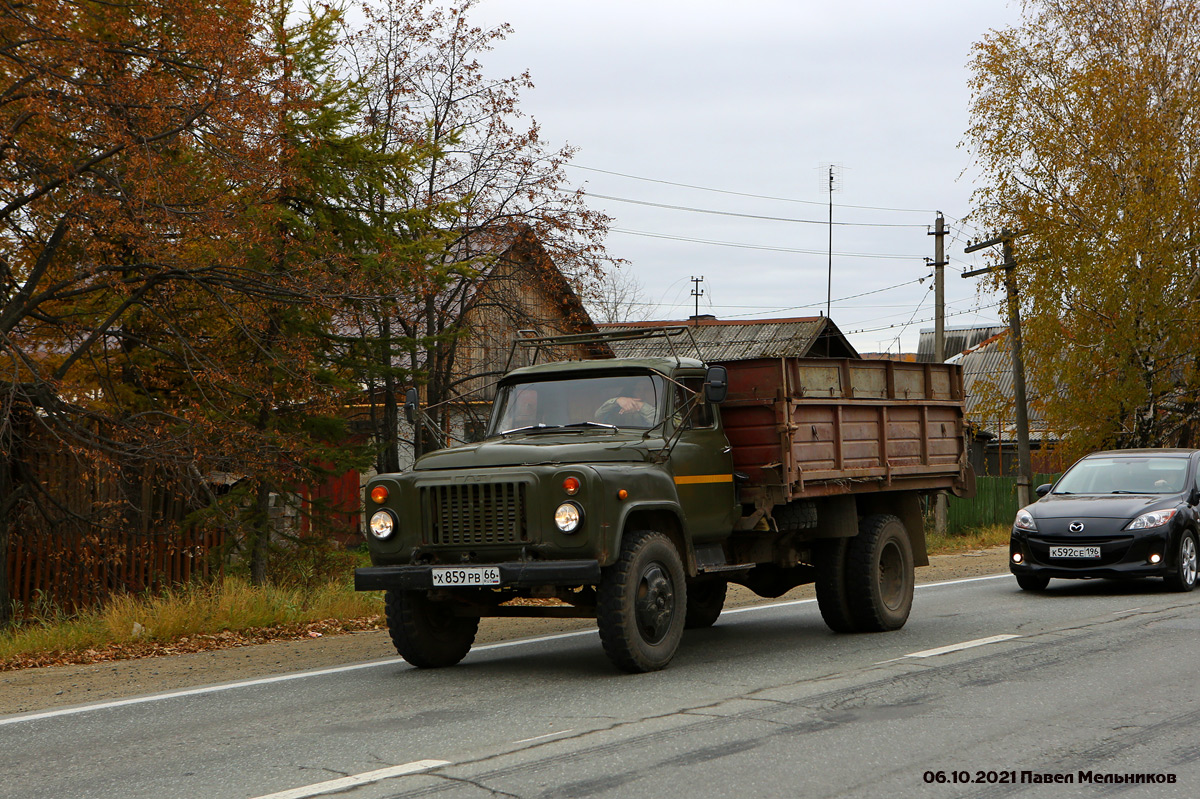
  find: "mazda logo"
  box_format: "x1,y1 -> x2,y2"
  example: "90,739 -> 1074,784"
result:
1069,521 -> 1085,533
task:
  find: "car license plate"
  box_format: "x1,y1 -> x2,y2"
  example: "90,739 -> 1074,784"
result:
1049,545 -> 1101,559
431,566 -> 501,587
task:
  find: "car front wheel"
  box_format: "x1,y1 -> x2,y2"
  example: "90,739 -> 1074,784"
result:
1164,530 -> 1199,592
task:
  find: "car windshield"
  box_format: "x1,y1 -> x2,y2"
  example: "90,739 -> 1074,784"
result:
1053,456 -> 1188,495
490,374 -> 666,435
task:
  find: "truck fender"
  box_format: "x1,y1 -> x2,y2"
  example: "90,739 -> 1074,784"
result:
610,502 -> 696,576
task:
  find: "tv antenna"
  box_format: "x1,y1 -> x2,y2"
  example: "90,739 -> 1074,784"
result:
818,163 -> 843,317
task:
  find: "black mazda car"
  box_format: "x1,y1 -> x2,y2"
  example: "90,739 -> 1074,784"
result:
1009,449 -> 1200,592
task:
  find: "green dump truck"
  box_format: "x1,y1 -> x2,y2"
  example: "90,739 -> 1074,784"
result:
356,329 -> 974,672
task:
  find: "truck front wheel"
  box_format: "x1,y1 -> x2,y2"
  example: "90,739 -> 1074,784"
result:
845,514 -> 915,632
384,590 -> 479,668
598,530 -> 687,672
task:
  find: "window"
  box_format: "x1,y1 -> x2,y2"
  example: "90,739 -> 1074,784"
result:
673,378 -> 714,430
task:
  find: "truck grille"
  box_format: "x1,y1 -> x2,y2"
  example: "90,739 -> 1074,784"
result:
421,482 -> 528,546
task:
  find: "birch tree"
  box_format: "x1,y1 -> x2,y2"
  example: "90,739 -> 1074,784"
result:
966,0 -> 1200,456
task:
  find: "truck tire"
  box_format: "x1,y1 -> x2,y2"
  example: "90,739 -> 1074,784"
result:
844,514 -> 914,632
814,538 -> 858,633
685,579 -> 727,629
384,590 -> 479,668
597,530 -> 687,672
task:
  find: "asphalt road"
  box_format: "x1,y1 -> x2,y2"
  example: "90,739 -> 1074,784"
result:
3,573 -> 1199,799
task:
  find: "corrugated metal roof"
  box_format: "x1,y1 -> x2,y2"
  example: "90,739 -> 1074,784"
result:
951,329 -> 1052,442
597,317 -> 860,361
917,324 -> 1008,362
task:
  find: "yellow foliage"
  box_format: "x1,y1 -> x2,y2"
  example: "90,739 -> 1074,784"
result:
966,0 -> 1200,456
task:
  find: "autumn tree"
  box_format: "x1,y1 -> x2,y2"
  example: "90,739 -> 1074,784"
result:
346,0 -> 614,461
966,0 -> 1200,457
0,0 -> 275,624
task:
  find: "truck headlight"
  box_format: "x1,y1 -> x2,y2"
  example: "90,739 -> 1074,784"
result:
554,502 -> 582,533
369,510 -> 397,540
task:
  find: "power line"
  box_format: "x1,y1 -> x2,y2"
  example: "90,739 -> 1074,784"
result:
569,163 -> 938,214
609,228 -> 924,260
590,194 -> 928,228
846,300 -> 1006,334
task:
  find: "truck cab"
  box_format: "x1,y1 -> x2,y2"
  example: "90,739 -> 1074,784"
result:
358,356 -> 736,672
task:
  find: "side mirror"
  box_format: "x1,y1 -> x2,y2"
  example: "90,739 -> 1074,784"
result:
704,365 -> 728,404
1035,483 -> 1052,498
404,387 -> 419,425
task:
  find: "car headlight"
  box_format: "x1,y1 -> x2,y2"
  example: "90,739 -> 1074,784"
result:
369,510 -> 397,539
1014,508 -> 1037,531
554,502 -> 582,533
1126,508 -> 1177,530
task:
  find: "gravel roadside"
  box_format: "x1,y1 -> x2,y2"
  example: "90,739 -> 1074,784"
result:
0,546 -> 1011,716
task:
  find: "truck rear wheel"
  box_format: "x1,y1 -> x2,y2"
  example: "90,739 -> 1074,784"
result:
384,590 -> 479,668
814,538 -> 858,633
845,514 -> 914,632
685,579 -> 727,629
598,530 -> 687,672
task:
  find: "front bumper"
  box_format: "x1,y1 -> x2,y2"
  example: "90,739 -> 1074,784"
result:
1009,527 -> 1172,579
355,560 -> 602,591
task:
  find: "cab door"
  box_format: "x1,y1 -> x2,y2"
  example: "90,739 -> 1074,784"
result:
668,376 -> 739,543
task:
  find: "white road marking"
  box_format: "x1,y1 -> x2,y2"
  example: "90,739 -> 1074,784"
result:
904,634 -> 1020,659
0,571 -> 1014,727
513,730 -> 573,744
249,760 -> 449,799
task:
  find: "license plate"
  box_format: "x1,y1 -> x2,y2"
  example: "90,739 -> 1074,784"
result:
431,566 -> 501,587
1050,545 -> 1101,559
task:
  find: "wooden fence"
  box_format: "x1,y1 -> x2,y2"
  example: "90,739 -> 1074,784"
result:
5,440 -> 363,613
945,474 -> 1060,534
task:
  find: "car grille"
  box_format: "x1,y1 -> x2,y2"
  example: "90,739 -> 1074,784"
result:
421,482 -> 528,546
1028,535 -> 1133,567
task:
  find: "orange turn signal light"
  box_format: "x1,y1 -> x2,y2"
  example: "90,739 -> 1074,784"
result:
563,477 -> 581,495
617,489 -> 628,500
370,486 -> 389,504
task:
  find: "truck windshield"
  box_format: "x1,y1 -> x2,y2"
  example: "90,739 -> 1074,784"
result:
491,374 -> 666,434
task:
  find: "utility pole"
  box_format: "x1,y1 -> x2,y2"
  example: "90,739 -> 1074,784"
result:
927,213 -> 947,362
964,230 -> 1034,508
927,213 -> 948,534
690,275 -> 704,322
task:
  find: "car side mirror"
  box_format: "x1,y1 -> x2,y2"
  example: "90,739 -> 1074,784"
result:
704,365 -> 728,404
404,387 -> 419,425
1190,486 -> 1200,506
1035,483 -> 1052,498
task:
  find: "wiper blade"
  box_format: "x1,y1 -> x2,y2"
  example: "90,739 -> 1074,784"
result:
500,424 -> 564,436
562,421 -> 618,430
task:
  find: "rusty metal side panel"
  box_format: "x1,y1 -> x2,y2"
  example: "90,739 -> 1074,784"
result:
721,357 -> 968,502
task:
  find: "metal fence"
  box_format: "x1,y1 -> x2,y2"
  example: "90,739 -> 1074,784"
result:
945,474 -> 1060,534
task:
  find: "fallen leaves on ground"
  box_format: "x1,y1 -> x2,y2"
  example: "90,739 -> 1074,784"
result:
0,616 -> 385,672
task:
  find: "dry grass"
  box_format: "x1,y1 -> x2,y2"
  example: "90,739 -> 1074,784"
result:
926,524 -> 1011,555
0,577 -> 384,668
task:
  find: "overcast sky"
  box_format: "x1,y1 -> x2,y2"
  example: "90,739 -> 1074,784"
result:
469,0 -> 1024,354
